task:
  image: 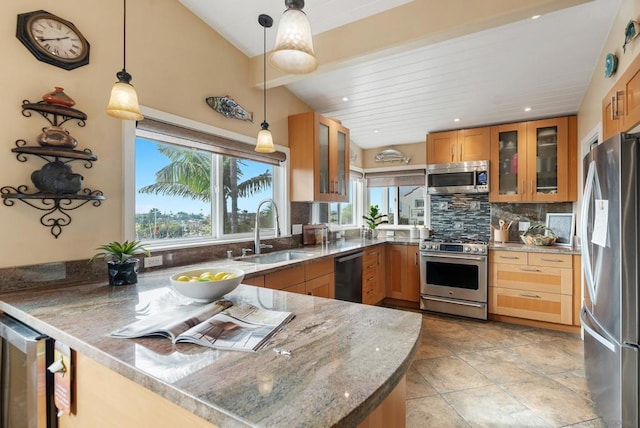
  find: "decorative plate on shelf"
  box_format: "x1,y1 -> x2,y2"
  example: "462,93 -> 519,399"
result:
605,53 -> 618,78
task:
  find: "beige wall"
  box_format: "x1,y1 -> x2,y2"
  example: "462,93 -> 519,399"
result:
578,0 -> 640,141
0,1 -> 308,268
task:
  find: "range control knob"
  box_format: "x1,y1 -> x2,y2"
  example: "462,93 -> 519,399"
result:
464,247 -> 471,252
472,247 -> 479,253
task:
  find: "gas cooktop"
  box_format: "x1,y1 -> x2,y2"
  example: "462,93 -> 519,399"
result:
420,237 -> 488,254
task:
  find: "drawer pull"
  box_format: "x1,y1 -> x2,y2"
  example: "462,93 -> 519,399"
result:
499,255 -> 521,259
520,266 -> 541,272
520,293 -> 541,299
367,264 -> 377,269
367,289 -> 375,295
367,276 -> 376,282
541,258 -> 563,263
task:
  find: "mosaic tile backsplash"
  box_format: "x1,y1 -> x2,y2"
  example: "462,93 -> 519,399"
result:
430,194 -> 491,242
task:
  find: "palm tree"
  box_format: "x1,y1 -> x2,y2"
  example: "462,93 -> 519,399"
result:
138,144 -> 272,234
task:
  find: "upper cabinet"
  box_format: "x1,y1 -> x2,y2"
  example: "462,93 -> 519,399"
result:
289,112 -> 350,202
426,126 -> 491,164
490,116 -> 577,203
603,53 -> 640,141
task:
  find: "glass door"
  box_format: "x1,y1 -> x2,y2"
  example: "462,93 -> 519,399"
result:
317,119 -> 330,198
527,117 -> 569,202
489,123 -> 526,202
535,125 -> 558,195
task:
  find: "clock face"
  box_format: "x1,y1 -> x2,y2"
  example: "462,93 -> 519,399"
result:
30,17 -> 86,60
16,10 -> 90,70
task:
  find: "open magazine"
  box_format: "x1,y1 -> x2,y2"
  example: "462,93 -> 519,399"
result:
111,299 -> 294,352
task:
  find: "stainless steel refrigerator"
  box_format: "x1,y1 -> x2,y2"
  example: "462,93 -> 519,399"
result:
581,132 -> 639,427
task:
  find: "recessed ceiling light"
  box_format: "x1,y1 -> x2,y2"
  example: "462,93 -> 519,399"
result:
524,107 -> 532,112
373,129 -> 379,133
341,96 -> 349,102
453,117 -> 461,122
531,15 -> 541,20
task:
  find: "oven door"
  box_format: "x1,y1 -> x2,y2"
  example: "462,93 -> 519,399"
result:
420,252 -> 487,302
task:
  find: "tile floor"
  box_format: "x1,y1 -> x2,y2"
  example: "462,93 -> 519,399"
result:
406,312 -> 604,427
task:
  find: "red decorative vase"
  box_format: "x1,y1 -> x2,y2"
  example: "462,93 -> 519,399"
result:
42,87 -> 76,107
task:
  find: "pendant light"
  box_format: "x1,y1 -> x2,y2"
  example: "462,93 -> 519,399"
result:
269,0 -> 317,75
255,14 -> 275,153
106,0 -> 143,121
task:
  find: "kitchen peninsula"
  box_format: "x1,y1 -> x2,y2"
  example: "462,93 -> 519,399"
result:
0,262 -> 421,427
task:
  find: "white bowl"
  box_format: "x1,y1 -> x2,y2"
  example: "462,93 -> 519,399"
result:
169,267 -> 245,301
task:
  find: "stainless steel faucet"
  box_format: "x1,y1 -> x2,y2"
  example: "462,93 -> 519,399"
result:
255,198 -> 280,255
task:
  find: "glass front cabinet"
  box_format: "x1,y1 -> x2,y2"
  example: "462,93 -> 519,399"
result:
490,116 -> 576,203
289,112 -> 350,202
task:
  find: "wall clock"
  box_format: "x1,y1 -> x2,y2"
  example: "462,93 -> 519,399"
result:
16,10 -> 90,70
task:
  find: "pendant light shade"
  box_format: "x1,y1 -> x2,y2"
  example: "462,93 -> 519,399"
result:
256,14 -> 275,153
269,0 -> 317,74
106,0 -> 143,121
106,70 -> 143,120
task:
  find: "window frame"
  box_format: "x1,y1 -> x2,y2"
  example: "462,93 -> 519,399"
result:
364,166 -> 427,229
123,106 -> 290,250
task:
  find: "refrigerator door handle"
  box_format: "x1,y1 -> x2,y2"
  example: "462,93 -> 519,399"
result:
581,160 -> 601,304
580,307 -> 616,352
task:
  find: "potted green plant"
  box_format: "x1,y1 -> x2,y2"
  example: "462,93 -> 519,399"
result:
362,205 -> 388,238
90,240 -> 150,286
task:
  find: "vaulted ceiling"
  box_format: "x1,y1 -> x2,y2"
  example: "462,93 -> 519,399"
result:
179,0 -> 620,149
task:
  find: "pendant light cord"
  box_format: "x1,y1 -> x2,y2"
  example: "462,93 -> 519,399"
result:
123,0 -> 127,71
263,22 -> 267,126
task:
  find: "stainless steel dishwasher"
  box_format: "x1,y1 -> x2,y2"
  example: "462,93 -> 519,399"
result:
0,313 -> 56,428
334,251 -> 363,303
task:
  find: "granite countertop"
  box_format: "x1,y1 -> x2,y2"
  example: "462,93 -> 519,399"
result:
489,242 -> 582,255
230,237 -> 420,278
0,260 -> 422,427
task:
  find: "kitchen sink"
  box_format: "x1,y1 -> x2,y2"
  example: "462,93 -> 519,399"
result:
240,250 -> 314,264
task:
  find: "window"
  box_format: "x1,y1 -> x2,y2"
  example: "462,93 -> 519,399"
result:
328,179 -> 357,226
365,169 -> 426,226
125,111 -> 288,246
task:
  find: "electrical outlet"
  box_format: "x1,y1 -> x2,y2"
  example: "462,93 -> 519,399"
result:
292,224 -> 303,234
469,201 -> 480,210
144,255 -> 163,268
519,221 -> 530,232
454,221 -> 464,229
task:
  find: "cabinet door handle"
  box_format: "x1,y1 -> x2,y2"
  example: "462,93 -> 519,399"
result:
530,180 -> 534,195
451,144 -> 455,161
520,266 -> 541,272
414,252 -> 418,265
612,90 -> 624,120
459,144 -> 462,160
519,293 -> 541,299
520,180 -> 525,195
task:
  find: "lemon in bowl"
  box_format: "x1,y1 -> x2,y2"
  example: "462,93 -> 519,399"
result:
169,267 -> 245,301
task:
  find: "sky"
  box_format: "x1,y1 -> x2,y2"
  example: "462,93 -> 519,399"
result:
135,138 -> 272,215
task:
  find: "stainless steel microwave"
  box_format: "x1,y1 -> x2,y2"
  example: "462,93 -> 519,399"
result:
427,160 -> 489,194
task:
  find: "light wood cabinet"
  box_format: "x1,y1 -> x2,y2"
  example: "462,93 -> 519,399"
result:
490,116 -> 577,203
264,258 -> 334,298
385,244 -> 420,302
65,352 -> 406,428
489,250 -> 574,325
362,244 -> 386,305
603,52 -> 640,141
427,126 -> 491,164
59,353 -> 216,428
289,112 -> 350,202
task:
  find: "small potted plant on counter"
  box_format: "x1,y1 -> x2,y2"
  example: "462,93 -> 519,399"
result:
363,204 -> 388,238
90,240 -> 151,286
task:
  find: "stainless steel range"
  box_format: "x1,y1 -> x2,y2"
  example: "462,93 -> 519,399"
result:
419,238 -> 488,320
